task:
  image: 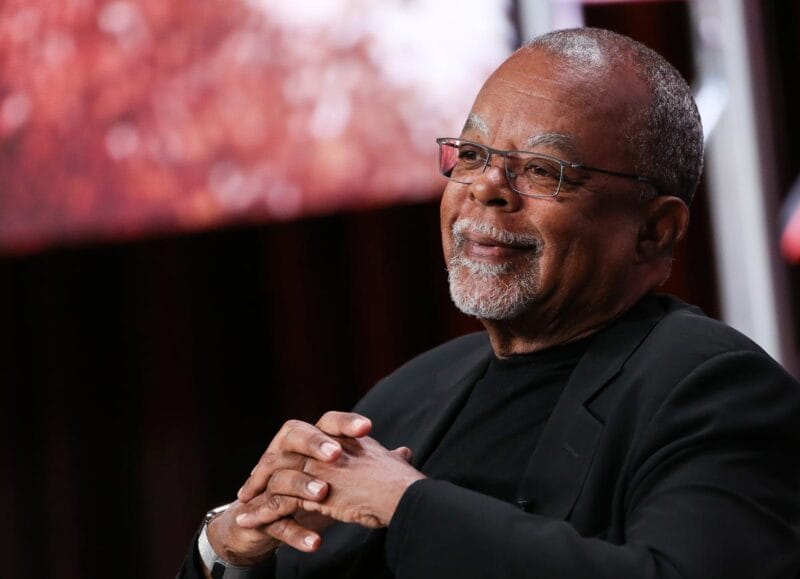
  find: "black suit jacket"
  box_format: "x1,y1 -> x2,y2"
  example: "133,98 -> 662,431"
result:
180,295 -> 800,578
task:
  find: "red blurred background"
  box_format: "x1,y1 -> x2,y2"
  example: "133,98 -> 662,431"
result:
0,0 -> 510,252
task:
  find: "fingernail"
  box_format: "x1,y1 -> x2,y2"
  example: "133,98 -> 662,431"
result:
303,535 -> 316,548
353,418 -> 369,429
307,480 -> 324,495
235,513 -> 252,525
320,441 -> 339,457
237,486 -> 245,499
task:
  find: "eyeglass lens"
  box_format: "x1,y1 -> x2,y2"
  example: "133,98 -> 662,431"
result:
438,140 -> 563,197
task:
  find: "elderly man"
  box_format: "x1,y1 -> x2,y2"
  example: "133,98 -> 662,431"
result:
179,28 -> 800,578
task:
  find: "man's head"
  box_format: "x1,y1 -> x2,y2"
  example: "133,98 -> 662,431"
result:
526,28 -> 704,205
440,28 -> 703,350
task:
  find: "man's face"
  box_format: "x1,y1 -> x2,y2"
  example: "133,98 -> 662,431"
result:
441,49 -> 651,325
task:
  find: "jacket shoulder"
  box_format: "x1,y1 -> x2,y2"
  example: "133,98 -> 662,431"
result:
353,331 -> 490,416
588,295 -> 798,425
643,295 -> 772,366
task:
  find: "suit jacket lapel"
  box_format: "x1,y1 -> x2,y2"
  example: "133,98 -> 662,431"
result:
316,339 -> 492,578
517,296 -> 667,519
409,338 -> 493,469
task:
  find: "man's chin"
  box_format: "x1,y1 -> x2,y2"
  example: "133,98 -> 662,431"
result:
447,266 -> 535,321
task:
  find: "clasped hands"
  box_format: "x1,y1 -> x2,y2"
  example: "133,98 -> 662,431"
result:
205,411 -> 425,566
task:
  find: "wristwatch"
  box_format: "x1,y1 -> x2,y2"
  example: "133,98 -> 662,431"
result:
198,503 -> 274,579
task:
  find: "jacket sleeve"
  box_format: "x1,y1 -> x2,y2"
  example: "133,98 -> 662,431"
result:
384,351 -> 800,579
175,533 -> 277,579
175,534 -> 207,579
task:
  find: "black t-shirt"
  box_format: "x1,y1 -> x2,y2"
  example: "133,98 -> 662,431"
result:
420,336 -> 592,504
356,336 -> 592,578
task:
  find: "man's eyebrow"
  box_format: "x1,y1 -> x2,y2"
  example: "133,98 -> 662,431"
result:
461,112 -> 489,136
458,121 -> 579,159
526,133 -> 579,158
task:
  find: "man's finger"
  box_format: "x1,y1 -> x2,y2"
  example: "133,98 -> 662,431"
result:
239,420 -> 341,503
391,446 -> 413,462
238,450 -> 300,503
280,424 -> 342,462
268,469 -> 328,502
316,411 -> 372,438
265,517 -> 321,552
239,452 -> 282,504
235,493 -> 300,529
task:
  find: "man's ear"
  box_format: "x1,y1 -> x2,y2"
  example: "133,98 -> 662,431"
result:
636,196 -> 690,263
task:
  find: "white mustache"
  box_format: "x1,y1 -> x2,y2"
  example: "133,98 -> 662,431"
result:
452,218 -> 541,252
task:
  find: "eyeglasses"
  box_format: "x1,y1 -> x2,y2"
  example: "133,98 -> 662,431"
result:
436,138 -> 653,198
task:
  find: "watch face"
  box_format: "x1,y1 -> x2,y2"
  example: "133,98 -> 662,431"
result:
205,503 -> 232,524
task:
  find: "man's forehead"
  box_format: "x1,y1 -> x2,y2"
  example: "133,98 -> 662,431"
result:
461,112 -> 579,158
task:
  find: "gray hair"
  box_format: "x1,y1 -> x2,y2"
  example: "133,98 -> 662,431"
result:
523,28 -> 703,205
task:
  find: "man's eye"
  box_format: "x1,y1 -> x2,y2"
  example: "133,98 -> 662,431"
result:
458,148 -> 481,161
525,161 -> 559,179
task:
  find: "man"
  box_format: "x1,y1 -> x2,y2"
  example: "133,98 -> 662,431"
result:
179,28 -> 800,578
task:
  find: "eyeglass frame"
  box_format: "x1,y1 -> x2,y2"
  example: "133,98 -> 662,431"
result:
435,137 -> 654,198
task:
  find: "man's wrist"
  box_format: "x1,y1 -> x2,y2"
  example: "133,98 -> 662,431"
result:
198,505 -> 276,578
379,472 -> 427,525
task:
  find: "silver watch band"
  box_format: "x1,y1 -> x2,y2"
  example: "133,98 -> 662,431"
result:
198,504 -> 273,579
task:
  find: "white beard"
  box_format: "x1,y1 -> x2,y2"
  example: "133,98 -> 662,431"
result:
447,219 -> 541,320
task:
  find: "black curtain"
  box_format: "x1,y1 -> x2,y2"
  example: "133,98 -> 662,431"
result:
0,201 -> 483,578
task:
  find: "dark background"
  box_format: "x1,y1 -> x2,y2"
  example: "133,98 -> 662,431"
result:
2,1 -> 798,577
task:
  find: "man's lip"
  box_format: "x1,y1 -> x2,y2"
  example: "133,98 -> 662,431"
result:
461,230 -> 534,250
459,230 -> 538,260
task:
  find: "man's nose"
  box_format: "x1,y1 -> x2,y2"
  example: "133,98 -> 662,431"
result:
469,154 -> 522,210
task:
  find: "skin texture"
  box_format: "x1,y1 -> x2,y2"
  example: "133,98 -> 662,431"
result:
202,47 -> 690,573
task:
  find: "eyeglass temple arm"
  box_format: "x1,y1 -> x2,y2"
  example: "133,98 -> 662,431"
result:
572,163 -> 652,184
